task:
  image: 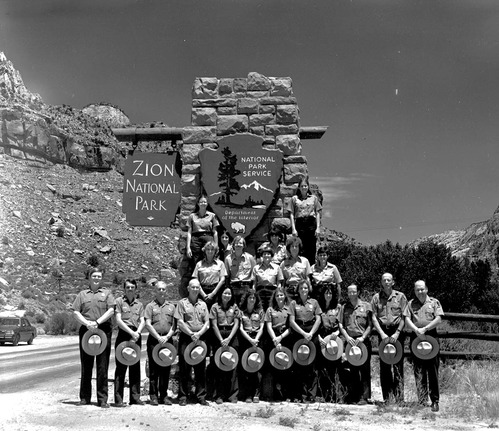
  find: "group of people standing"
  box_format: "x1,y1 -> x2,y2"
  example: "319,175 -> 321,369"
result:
71,178 -> 444,412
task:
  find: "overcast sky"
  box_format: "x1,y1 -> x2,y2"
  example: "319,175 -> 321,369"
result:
1,0 -> 498,245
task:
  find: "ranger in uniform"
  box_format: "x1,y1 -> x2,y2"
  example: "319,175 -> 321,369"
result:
72,267 -> 114,408
404,280 -> 444,412
175,279 -> 210,406
114,279 -> 145,406
145,281 -> 176,406
371,272 -> 408,403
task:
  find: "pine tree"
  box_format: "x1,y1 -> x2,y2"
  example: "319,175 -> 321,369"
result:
218,146 -> 241,204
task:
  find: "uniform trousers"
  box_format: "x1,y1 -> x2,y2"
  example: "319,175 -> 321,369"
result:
295,215 -> 317,264
238,335 -> 262,400
78,323 -> 112,404
291,321 -> 319,402
146,334 -> 171,402
212,327 -> 239,402
344,338 -> 371,403
410,331 -> 440,404
379,326 -> 405,402
178,332 -> 207,402
114,327 -> 142,404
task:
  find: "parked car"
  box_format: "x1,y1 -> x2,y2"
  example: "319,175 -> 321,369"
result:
0,316 -> 37,346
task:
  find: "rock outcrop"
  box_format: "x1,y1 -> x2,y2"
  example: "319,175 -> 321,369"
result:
0,52 -> 123,170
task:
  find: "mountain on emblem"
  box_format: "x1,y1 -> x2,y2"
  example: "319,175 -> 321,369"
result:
199,134 -> 283,238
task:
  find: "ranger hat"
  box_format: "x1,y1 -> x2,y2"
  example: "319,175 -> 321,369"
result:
152,342 -> 177,367
184,340 -> 208,365
214,346 -> 239,371
116,341 -> 141,366
82,329 -> 107,356
241,346 -> 265,373
378,338 -> 403,365
320,335 -> 344,361
292,339 -> 317,366
411,335 -> 439,360
344,342 -> 369,366
269,346 -> 293,370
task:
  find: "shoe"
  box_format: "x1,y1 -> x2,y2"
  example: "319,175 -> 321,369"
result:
199,399 -> 209,406
245,398 -> 252,403
163,397 -> 172,406
179,398 -> 187,407
114,402 -> 125,408
150,398 -> 159,406
79,399 -> 90,406
357,400 -> 367,406
431,402 -> 439,412
253,397 -> 260,403
130,400 -> 144,406
230,399 -> 237,404
99,402 -> 110,408
216,398 -> 223,404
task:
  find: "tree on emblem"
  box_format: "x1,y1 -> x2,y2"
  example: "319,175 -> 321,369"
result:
217,146 -> 241,205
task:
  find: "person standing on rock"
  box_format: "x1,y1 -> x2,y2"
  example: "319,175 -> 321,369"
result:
144,280 -> 176,406
114,279 -> 145,407
72,266 -> 114,408
289,177 -> 322,264
404,280 -> 444,412
371,273 -> 407,404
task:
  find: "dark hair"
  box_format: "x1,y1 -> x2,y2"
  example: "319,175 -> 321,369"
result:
296,177 -> 312,198
123,278 -> 138,289
257,243 -> 274,258
216,286 -> 236,309
194,194 -> 209,213
285,236 -> 303,255
88,267 -> 105,277
267,228 -> 284,242
270,287 -> 290,309
315,246 -> 329,265
239,289 -> 262,312
318,286 -> 338,311
296,279 -> 311,304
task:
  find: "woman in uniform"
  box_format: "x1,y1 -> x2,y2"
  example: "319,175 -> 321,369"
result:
317,286 -> 343,403
289,177 -> 322,263
259,228 -> 286,265
209,286 -> 240,404
238,290 -> 264,403
252,244 -> 283,311
264,287 -> 293,401
289,279 -> 322,403
310,246 -> 342,301
280,236 -> 312,302
192,241 -> 227,308
225,236 -> 256,306
186,195 -> 219,272
72,267 -> 114,408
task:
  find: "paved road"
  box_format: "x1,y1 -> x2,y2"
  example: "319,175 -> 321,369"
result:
0,335 -> 148,394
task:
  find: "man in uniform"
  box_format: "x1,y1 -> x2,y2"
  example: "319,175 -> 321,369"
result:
339,284 -> 373,404
404,280 -> 444,412
175,279 -> 210,406
114,279 -> 145,406
145,280 -> 176,406
72,267 -> 114,408
371,272 -> 407,403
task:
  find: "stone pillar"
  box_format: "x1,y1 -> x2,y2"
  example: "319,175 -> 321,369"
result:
177,72 -> 309,296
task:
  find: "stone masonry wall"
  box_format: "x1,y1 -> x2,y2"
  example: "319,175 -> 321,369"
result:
177,72 -> 309,256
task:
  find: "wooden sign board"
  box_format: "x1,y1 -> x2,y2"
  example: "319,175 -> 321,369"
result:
199,134 -> 283,238
122,152 -> 181,226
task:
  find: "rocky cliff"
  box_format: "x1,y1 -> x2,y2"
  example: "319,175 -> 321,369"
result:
0,52 -> 126,170
412,205 -> 499,267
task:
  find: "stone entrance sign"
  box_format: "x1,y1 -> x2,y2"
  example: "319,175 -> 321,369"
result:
199,134 -> 283,237
122,152 -> 181,226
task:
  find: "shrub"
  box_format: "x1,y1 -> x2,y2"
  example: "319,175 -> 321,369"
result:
35,312 -> 46,324
278,417 -> 299,428
255,405 -> 275,419
22,289 -> 35,299
45,312 -> 78,335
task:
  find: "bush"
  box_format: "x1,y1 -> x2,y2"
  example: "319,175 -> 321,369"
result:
22,289 -> 36,299
45,312 -> 78,335
35,312 -> 46,324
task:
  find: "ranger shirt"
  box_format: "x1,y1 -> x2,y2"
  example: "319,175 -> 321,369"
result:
115,296 -> 144,328
371,289 -> 407,328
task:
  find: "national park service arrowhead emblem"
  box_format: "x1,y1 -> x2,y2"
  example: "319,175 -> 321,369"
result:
199,134 -> 283,238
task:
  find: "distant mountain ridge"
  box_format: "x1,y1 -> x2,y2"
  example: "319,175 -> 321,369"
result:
411,204 -> 499,268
